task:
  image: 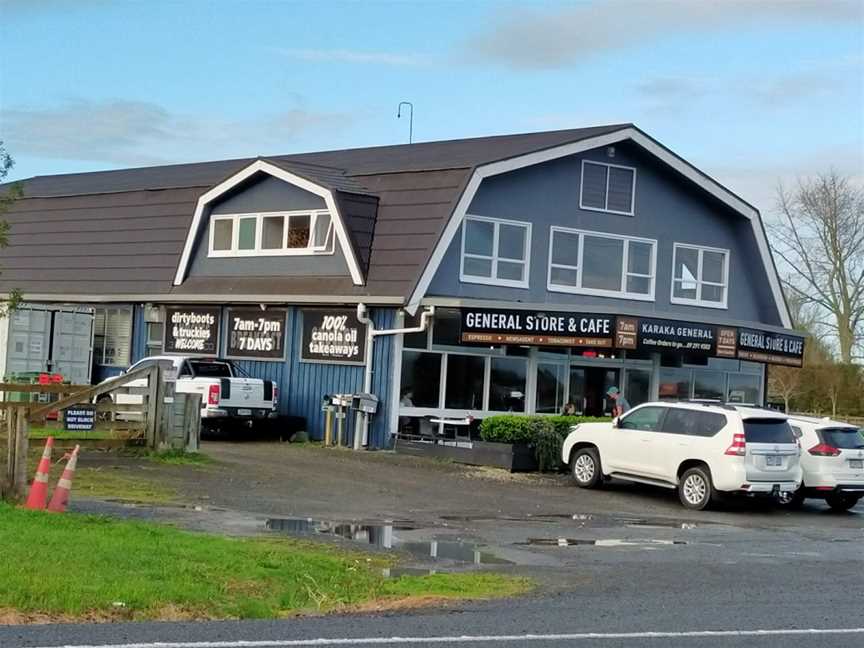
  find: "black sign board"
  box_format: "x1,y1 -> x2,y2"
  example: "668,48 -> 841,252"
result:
460,308 -> 614,347
64,406 -> 95,432
225,308 -> 287,360
300,308 -> 367,364
634,317 -> 718,355
164,306 -> 221,356
737,328 -> 805,367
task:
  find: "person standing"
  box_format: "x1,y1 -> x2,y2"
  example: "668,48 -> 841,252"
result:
606,386 -> 631,417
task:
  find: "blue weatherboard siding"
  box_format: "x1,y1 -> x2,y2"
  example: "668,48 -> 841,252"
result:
426,142 -> 782,327
134,304 -> 397,449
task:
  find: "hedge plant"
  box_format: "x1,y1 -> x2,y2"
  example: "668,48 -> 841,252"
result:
479,414 -> 612,472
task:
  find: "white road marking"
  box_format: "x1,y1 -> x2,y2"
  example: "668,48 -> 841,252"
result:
36,627 -> 864,647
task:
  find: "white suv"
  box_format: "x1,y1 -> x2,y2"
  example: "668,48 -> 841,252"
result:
785,415 -> 864,512
562,402 -> 802,510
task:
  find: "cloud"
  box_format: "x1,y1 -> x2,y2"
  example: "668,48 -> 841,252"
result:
277,48 -> 427,67
750,71 -> 851,107
0,99 -> 354,167
464,0 -> 862,69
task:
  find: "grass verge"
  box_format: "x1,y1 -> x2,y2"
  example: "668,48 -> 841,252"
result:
146,449 -> 212,466
0,505 -> 530,622
26,452 -> 178,505
29,426 -> 115,440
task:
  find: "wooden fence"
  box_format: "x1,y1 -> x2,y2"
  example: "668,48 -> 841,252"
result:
0,365 -> 159,501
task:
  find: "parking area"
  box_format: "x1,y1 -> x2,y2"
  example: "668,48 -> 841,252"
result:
74,441 -> 862,535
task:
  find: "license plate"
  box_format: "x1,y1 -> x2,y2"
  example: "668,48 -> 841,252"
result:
850,459 -> 863,470
766,455 -> 783,467
237,409 -> 252,416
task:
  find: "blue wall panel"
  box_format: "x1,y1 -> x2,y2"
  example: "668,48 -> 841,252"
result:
110,303 -> 398,449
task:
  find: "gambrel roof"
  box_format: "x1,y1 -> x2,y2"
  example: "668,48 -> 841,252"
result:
0,123 -> 791,327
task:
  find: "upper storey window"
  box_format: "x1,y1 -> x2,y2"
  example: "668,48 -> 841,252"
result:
548,227 -> 656,301
460,215 -> 531,288
209,210 -> 334,257
671,243 -> 729,309
579,160 -> 636,216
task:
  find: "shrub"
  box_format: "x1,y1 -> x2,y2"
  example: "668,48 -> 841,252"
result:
532,421 -> 561,472
479,415 -> 611,445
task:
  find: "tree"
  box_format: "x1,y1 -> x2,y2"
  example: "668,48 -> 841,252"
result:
770,171 -> 864,363
0,140 -> 22,316
767,365 -> 801,413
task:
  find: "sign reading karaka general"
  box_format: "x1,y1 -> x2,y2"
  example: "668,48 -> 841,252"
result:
226,308 -> 287,360
460,308 -> 614,347
164,306 -> 220,356
737,328 -> 805,367
635,318 -> 718,355
300,309 -> 367,364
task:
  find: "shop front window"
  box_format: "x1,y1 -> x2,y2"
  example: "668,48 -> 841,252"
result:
93,306 -> 132,367
536,362 -> 566,414
624,368 -> 651,408
727,373 -> 761,404
693,370 -> 725,401
432,308 -> 461,347
489,357 -> 526,412
659,367 -> 692,400
444,355 -> 486,410
400,351 -> 442,408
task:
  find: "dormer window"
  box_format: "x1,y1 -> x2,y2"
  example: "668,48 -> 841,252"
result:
208,210 -> 334,257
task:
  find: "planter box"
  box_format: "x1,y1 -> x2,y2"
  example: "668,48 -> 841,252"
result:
395,439 -> 537,472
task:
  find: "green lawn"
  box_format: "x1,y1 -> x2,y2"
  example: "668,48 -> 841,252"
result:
29,426 -> 115,440
0,505 -> 530,621
25,450 -> 179,505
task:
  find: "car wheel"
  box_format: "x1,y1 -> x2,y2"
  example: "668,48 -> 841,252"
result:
678,466 -> 714,510
825,493 -> 861,512
570,447 -> 603,489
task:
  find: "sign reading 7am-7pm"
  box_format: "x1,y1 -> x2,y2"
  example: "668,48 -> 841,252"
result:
226,308 -> 287,360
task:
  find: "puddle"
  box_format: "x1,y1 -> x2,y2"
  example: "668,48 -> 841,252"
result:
440,512 -> 702,530
265,518 -> 512,565
518,537 -> 688,547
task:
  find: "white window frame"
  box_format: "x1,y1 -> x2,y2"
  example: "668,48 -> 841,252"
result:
207,210 -> 334,258
579,160 -> 637,216
670,243 -> 730,309
547,226 -> 657,301
459,214 -> 532,289
92,306 -> 133,367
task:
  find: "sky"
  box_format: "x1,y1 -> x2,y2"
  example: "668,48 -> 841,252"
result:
0,0 -> 862,216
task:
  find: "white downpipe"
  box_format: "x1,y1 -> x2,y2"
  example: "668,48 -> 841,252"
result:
354,304 -> 435,450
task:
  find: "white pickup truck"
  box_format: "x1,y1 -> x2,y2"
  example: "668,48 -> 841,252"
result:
104,355 -> 279,431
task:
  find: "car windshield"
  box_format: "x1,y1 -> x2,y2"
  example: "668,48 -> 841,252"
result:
819,428 -> 864,450
189,361 -> 232,378
743,419 -> 795,444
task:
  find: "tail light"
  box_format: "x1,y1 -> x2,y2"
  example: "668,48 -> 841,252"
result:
273,385 -> 279,407
808,443 -> 840,457
725,433 -> 746,456
208,384 -> 220,406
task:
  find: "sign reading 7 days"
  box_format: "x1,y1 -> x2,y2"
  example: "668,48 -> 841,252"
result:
226,308 -> 287,360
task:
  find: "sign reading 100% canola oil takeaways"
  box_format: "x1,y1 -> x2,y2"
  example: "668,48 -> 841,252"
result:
301,309 -> 367,364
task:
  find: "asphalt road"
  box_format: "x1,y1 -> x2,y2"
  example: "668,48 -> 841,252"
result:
2,442 -> 862,648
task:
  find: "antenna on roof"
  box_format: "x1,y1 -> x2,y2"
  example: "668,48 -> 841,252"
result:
397,101 -> 414,144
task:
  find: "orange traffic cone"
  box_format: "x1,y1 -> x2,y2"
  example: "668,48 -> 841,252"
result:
47,445 -> 80,513
24,437 -> 55,510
